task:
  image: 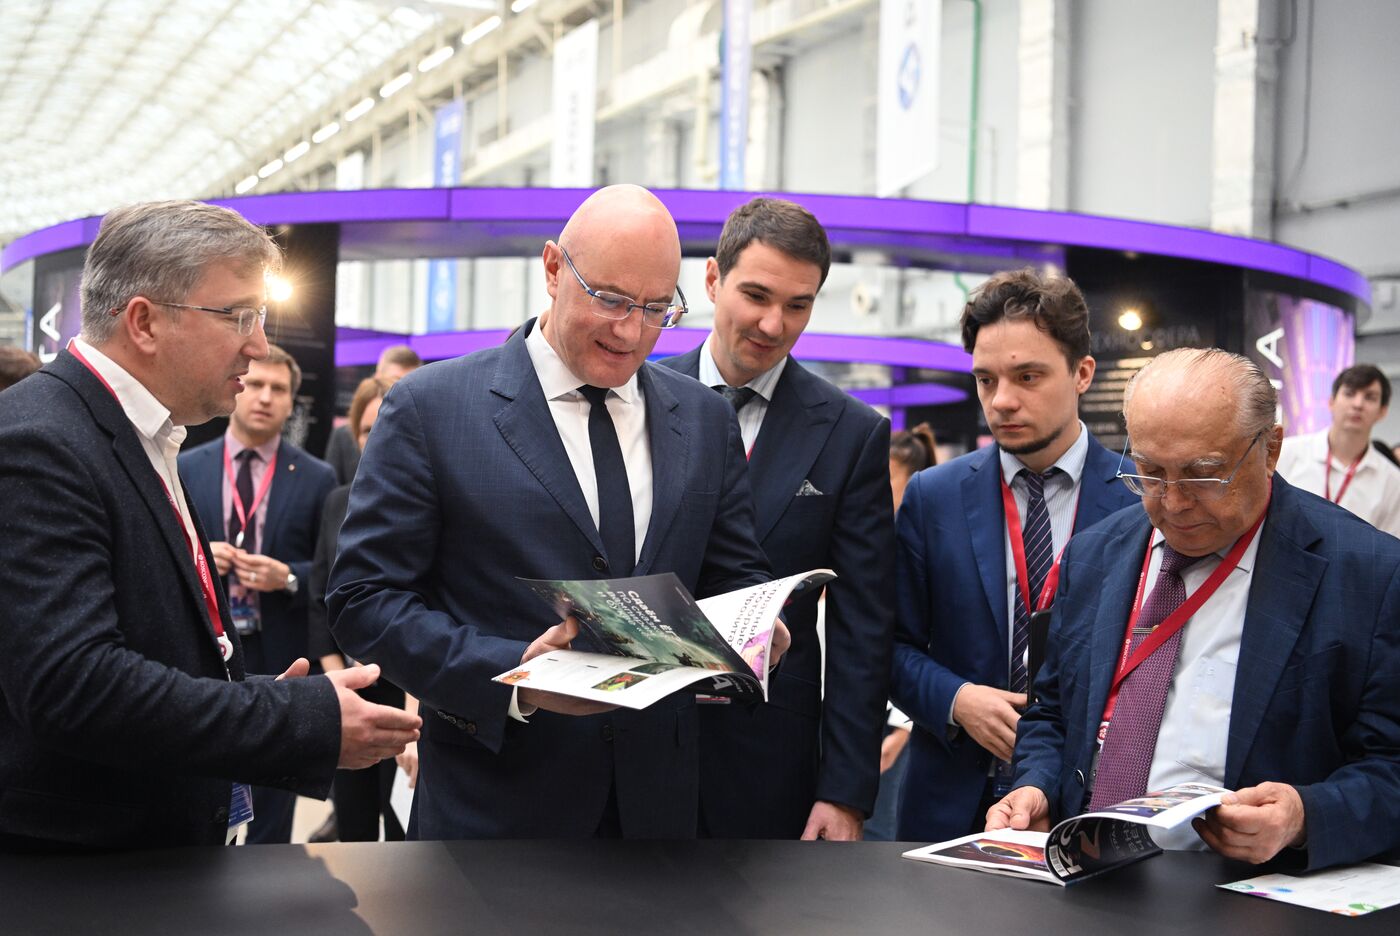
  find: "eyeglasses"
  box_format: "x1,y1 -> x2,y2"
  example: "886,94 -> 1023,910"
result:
559,245 -> 687,329
110,301 -> 268,337
1116,432 -> 1263,501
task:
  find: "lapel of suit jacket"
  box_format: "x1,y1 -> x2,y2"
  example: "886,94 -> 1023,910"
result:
747,360 -> 838,542
635,363 -> 686,575
259,439 -> 294,554
1224,480 -> 1323,786
1082,514 -> 1156,747
964,445 -> 1012,642
490,320 -> 607,558
1073,434 -> 1130,533
51,352 -> 230,663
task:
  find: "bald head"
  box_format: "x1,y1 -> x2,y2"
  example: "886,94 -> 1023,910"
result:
558,184 -> 681,279
1124,348 -> 1277,441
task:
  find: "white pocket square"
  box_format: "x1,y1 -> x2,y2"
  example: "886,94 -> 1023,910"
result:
796,480 -> 823,497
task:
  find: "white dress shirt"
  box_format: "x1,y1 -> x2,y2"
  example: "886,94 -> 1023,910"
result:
697,334 -> 787,454
1276,429 -> 1400,538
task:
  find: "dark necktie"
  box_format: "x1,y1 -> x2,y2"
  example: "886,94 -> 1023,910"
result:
713,385 -> 758,412
227,449 -> 259,555
1010,468 -> 1055,694
579,386 -> 635,577
1088,544 -> 1203,809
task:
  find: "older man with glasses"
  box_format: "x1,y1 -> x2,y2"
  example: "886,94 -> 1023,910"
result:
329,184 -> 786,840
987,347 -> 1400,870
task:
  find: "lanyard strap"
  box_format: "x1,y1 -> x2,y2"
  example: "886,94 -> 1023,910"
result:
1324,444 -> 1363,506
1001,474 -> 1079,614
222,441 -> 277,548
1100,505 -> 1267,725
68,344 -> 233,663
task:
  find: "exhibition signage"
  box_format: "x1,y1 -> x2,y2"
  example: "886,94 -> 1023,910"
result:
719,0 -> 752,190
427,99 -> 465,333
877,0 -> 941,196
550,19 -> 599,187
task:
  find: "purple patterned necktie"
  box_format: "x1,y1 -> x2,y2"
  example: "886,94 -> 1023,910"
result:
1087,543 -> 1202,810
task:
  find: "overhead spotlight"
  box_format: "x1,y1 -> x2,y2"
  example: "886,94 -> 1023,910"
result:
235,175 -> 259,194
380,71 -> 413,99
510,0 -> 537,11
258,158 -> 284,179
1118,308 -> 1143,332
267,275 -> 294,303
346,96 -> 376,122
419,46 -> 455,73
462,15 -> 501,46
311,121 -> 340,144
284,141 -> 310,163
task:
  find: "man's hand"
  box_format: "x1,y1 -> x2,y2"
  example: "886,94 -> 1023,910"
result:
276,657 -> 310,680
985,786 -> 1051,832
1193,782 -> 1307,864
952,684 -> 1028,762
880,727 -> 910,774
396,741 -> 419,789
209,541 -> 239,576
517,616 -> 616,716
769,618 -> 792,669
232,552 -> 291,592
329,664 -> 422,770
801,801 -> 864,841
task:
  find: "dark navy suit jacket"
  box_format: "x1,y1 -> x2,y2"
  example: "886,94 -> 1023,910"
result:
661,346 -> 894,836
328,320 -> 772,839
0,352 -> 339,850
890,435 -> 1140,841
1013,475 -> 1400,870
180,436 -> 336,675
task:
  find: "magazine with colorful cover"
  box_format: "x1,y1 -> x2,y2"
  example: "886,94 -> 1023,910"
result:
902,782 -> 1231,885
492,569 -> 836,710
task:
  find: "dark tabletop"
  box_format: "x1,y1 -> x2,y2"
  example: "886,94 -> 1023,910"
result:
2,840 -> 1394,935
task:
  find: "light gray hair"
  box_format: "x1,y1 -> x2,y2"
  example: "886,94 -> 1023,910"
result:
1123,347 -> 1278,440
80,200 -> 281,344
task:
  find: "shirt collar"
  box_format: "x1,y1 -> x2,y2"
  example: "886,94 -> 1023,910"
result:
998,420 -> 1091,487
70,336 -> 184,449
526,315 -> 640,405
224,427 -> 280,463
698,333 -> 787,402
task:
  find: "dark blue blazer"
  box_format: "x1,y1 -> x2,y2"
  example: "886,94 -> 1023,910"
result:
1013,475 -> 1400,871
660,346 -> 894,836
180,436 -> 336,675
328,320 -> 772,840
890,435 -> 1140,841
0,352 -> 339,851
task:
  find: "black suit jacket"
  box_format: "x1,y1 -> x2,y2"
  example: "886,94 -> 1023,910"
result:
660,347 -> 895,836
179,436 -> 337,675
0,352 -> 339,851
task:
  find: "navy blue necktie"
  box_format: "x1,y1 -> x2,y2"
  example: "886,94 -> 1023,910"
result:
1010,468 -> 1055,694
579,386 -> 635,577
227,449 -> 259,555
713,385 -> 758,412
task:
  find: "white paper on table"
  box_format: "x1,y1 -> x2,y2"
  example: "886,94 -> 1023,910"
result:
1218,863 -> 1400,916
390,765 -> 414,833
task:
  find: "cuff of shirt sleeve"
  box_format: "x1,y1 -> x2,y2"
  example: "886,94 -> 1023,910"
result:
948,681 -> 972,727
508,686 -> 536,723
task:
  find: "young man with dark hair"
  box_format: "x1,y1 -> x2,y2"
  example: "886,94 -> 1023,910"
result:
1276,364 -> 1400,537
889,267 -> 1139,842
661,196 -> 894,841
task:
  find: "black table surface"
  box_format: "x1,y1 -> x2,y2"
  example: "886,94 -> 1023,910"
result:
3,840 -> 1394,935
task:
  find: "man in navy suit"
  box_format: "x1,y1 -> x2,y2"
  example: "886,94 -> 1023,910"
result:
0,200 -> 417,852
329,185 -> 785,840
989,348 -> 1400,869
660,197 -> 893,840
890,269 -> 1140,842
181,343 -> 337,843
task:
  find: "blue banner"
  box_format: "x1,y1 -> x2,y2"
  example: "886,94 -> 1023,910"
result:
427,99 -> 464,333
719,0 -> 752,190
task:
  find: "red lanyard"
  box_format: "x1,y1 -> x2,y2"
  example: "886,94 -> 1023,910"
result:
223,441 -> 277,548
1324,445 -> 1363,506
1099,505 -> 1267,728
69,344 -> 234,663
1001,475 -> 1079,614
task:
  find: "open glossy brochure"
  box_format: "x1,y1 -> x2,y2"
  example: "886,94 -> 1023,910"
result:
492,569 -> 835,710
902,782 -> 1231,885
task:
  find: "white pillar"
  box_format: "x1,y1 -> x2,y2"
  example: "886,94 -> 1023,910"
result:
1016,0 -> 1070,210
1211,0 -> 1278,237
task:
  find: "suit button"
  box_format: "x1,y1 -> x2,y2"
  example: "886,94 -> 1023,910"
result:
601,724 -> 614,742
1074,769 -> 1086,786
592,556 -> 608,572
214,806 -> 229,824
465,721 -> 477,735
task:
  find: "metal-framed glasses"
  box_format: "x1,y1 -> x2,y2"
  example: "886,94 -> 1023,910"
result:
110,301 -> 267,337
559,245 -> 687,329
1115,431 -> 1263,501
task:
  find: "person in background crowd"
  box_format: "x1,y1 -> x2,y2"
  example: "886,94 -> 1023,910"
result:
991,348 -> 1400,870
0,345 -> 41,392
1275,364 -> 1400,538
660,197 -> 894,841
0,199 -> 417,853
179,343 -> 339,843
889,268 -> 1139,843
864,422 -> 938,842
322,344 -> 421,485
